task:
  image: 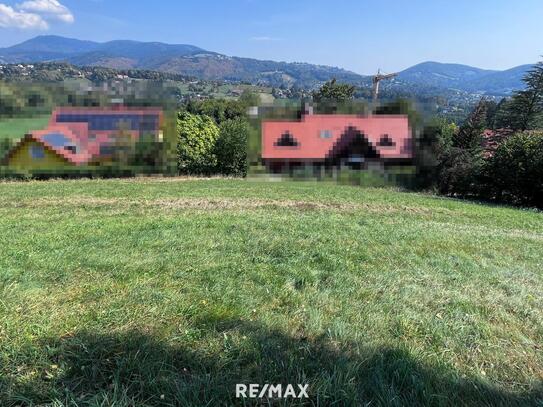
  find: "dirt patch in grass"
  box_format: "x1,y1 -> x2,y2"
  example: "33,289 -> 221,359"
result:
2,196 -> 453,215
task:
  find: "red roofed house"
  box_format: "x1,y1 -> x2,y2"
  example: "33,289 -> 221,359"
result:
261,113 -> 412,173
4,106 -> 163,171
481,128 -> 514,158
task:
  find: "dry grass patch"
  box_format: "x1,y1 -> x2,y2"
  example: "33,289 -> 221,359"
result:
1,195 -> 459,215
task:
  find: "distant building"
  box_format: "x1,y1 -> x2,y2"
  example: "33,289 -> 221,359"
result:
261,113 -> 412,173
4,106 -> 163,171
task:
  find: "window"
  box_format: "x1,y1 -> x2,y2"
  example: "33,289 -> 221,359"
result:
64,145 -> 77,154
319,129 -> 332,139
274,132 -> 299,147
377,134 -> 395,147
42,132 -> 71,148
88,134 -> 97,141
30,144 -> 45,159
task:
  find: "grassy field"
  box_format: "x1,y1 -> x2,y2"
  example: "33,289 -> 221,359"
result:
0,178 -> 541,406
0,115 -> 50,140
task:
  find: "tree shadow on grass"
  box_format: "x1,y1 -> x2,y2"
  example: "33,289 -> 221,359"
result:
1,317 -> 542,406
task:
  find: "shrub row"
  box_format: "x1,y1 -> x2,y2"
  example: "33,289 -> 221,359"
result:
437,132 -> 543,208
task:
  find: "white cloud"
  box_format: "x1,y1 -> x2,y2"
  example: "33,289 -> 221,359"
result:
250,36 -> 281,42
17,0 -> 74,23
0,0 -> 73,30
0,3 -> 48,29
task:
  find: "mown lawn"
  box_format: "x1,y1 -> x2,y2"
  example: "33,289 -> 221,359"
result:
0,115 -> 50,140
0,178 -> 541,406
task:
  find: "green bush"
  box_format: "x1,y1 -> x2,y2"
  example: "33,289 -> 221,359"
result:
176,112 -> 219,175
438,147 -> 486,198
215,118 -> 249,176
0,138 -> 13,162
487,132 -> 543,207
132,136 -> 166,169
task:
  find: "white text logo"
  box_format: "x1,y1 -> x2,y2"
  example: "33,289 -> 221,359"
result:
235,384 -> 309,399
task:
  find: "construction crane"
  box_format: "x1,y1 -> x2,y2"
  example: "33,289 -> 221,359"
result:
372,69 -> 398,102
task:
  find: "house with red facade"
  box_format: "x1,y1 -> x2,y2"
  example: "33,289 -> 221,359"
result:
261,112 -> 412,173
4,106 -> 163,171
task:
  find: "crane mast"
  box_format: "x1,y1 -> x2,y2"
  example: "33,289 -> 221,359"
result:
372,69 -> 398,102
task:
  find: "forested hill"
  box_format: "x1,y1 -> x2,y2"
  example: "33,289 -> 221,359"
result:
0,36 -> 531,95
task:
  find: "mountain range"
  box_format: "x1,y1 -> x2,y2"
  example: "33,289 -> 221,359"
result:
0,35 -> 532,95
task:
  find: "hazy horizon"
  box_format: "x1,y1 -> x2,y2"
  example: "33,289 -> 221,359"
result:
0,0 -> 541,75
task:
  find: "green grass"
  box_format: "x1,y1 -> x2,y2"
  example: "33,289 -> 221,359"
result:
0,115 -> 50,140
0,178 -> 541,406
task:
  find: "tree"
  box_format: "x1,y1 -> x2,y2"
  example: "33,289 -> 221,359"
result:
438,147 -> 486,197
133,135 -> 165,170
312,78 -> 355,102
435,118 -> 458,153
482,99 -> 498,129
176,112 -> 219,174
0,83 -> 24,117
186,99 -> 247,125
215,118 -> 249,176
505,60 -> 543,130
492,98 -> 510,129
438,100 -> 488,197
453,99 -> 487,150
411,117 -> 457,189
487,132 -> 543,207
0,138 -> 13,161
239,90 -> 260,107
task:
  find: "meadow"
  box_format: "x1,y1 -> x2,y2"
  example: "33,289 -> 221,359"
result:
0,178 -> 541,406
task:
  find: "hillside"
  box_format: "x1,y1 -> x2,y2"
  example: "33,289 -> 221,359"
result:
0,178 -> 541,405
0,62 -> 280,107
397,61 -> 496,89
0,62 -> 193,83
0,36 -> 364,89
396,61 -> 531,95
461,64 -> 531,94
0,36 -> 532,94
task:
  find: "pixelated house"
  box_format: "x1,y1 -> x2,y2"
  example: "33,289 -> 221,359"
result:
261,113 -> 412,172
4,107 -> 163,171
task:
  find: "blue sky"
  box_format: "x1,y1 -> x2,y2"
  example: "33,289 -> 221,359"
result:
0,0 -> 542,74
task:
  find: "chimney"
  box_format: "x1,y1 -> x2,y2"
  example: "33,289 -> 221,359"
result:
303,102 -> 314,116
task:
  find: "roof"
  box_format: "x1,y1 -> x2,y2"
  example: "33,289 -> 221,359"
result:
261,114 -> 412,160
50,106 -> 163,133
5,125 -> 91,165
482,128 -> 514,158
